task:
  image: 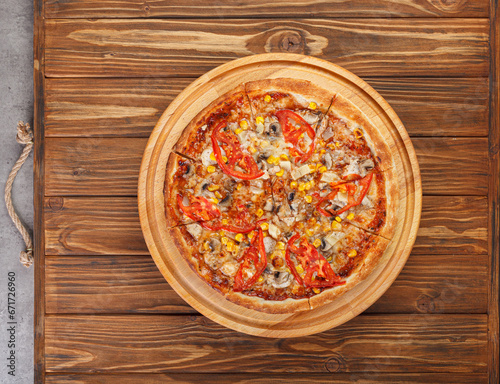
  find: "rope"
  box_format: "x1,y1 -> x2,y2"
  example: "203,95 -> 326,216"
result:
4,121 -> 34,268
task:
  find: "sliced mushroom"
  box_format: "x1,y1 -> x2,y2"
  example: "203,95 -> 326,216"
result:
359,158 -> 375,176
268,271 -> 292,289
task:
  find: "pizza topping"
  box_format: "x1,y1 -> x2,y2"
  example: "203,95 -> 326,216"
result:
233,228 -> 267,291
211,121 -> 264,180
275,110 -> 316,163
177,194 -> 221,223
285,233 -> 344,288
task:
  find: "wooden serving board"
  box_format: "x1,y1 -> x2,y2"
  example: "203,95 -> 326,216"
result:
34,0 -> 499,382
138,54 -> 421,337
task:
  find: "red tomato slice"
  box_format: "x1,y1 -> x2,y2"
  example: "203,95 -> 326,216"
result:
275,110 -> 316,163
233,228 -> 267,291
177,194 -> 221,230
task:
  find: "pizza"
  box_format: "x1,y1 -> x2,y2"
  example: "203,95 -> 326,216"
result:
164,78 -> 398,313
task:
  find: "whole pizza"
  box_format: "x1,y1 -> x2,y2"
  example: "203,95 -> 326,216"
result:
164,78 -> 398,313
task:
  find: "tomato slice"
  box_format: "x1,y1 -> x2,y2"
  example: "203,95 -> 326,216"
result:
177,194 -> 221,230
211,121 -> 264,180
275,110 -> 316,163
285,233 -> 344,288
316,173 -> 373,217
221,205 -> 256,234
233,228 -> 267,291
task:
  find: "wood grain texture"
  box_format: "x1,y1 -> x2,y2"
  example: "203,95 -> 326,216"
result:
45,314 -> 487,373
44,19 -> 489,78
43,195 -> 486,256
44,372 -> 489,384
44,77 -> 489,138
413,138 -> 488,195
44,138 -> 488,196
44,253 -> 488,315
43,0 -> 490,19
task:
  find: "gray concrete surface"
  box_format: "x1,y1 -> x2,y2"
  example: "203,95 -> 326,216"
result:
0,0 -> 35,382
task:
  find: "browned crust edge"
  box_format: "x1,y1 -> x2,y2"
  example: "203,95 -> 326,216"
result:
224,291 -> 311,314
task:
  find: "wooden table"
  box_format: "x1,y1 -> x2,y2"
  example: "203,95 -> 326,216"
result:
34,1 -> 499,383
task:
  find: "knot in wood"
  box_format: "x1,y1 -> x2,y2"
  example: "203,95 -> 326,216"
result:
416,294 -> 435,313
142,2 -> 151,14
325,355 -> 345,372
48,197 -> 64,211
265,30 -> 306,54
429,0 -> 466,12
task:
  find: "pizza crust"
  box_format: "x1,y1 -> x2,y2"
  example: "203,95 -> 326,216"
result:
225,291 -> 310,314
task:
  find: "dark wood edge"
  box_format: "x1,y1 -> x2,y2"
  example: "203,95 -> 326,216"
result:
489,1 -> 499,383
34,0 -> 45,382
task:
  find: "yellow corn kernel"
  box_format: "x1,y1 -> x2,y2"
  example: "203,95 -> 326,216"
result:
264,94 -> 271,103
280,154 -> 289,161
257,276 -> 264,283
308,217 -> 317,225
276,168 -> 284,177
267,155 -> 278,164
296,265 -> 304,274
347,213 -> 355,220
256,209 -> 264,218
221,219 -> 229,225
236,183 -> 243,190
290,181 -> 298,189
261,140 -> 270,148
207,184 -> 219,192
319,149 -> 326,155
209,152 -> 216,161
239,120 -> 248,129
309,102 -> 317,110
221,237 -> 229,245
222,156 -> 228,163
299,133 -> 305,139
308,164 -> 316,171
335,216 -> 342,223
305,182 -> 312,191
276,241 -> 285,250
313,238 -> 321,248
256,116 -> 264,125
203,241 -> 211,251
248,146 -> 257,154
331,221 -> 341,230
211,198 -> 219,204
327,143 -> 335,149
354,128 -> 364,139
318,166 -> 327,173
248,231 -> 255,241
338,184 -> 347,193
348,249 -> 357,258
319,139 -> 326,147
335,141 -> 341,147
235,128 -> 242,134
316,163 -> 323,170
227,241 -> 234,252
313,288 -> 321,294
235,233 -> 244,242
260,222 -> 269,231
305,228 -> 314,237
214,191 -> 223,199
305,195 -> 313,203
297,222 -> 305,229
298,182 -> 306,191
327,255 -> 333,262
207,165 -> 216,173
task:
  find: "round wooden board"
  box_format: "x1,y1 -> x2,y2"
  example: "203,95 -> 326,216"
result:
138,53 -> 422,338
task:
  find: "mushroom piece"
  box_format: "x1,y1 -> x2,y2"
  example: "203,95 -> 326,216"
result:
359,158 -> 375,176
266,121 -> 282,137
268,271 -> 292,289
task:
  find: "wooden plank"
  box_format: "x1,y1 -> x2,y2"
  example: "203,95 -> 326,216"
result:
44,253 -> 488,315
44,0 -> 490,19
45,138 -> 147,196
44,77 -> 489,138
44,19 -> 490,78
45,314 -> 487,373
45,372 -> 488,384
43,195 -> 487,256
44,137 -> 488,196
413,137 -> 488,196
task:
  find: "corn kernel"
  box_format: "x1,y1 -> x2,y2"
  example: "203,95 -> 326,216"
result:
236,183 -> 243,190
235,233 -> 244,242
222,156 -> 228,163
211,198 -> 219,204
354,128 -> 364,139
299,133 -> 305,139
256,209 -> 264,218
276,168 -> 284,177
257,276 -> 264,283
319,139 -> 326,147
221,237 -> 229,245
235,128 -> 242,134
331,221 -> 341,230
280,154 -> 289,161
249,146 -> 257,154
239,120 -> 248,129
290,181 -> 298,189
323,223 -> 331,231
261,140 -> 270,148
309,102 -> 317,110
298,182 -> 306,191
335,141 -> 341,147
305,195 -> 313,203
222,219 -> 229,225
308,218 -> 317,225
313,288 -> 321,294
335,216 -> 342,222
327,255 -> 333,262
227,241 -> 234,252
207,165 -> 216,173
347,213 -> 355,220
256,116 -> 264,125
308,164 -> 316,171
319,149 -> 326,155
318,166 -> 327,173
260,222 -> 269,231
305,182 -> 312,191
215,191 -> 223,199
209,153 -> 216,161
264,95 -> 271,102
313,238 -> 321,248
338,185 -> 347,193
248,231 -> 255,241
327,143 -> 335,149
276,241 -> 285,250
296,265 -> 304,274
297,222 -> 305,229
203,241 -> 211,251
267,155 -> 278,164
348,249 -> 357,258
207,184 -> 219,192
305,228 -> 314,237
